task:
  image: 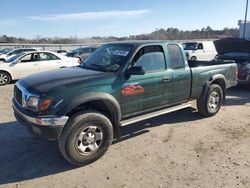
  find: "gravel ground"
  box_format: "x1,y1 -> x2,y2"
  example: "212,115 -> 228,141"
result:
0,83 -> 249,188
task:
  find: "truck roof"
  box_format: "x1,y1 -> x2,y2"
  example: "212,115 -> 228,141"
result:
107,40 -> 177,47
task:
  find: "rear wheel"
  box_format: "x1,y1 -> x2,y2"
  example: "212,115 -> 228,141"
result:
58,111 -> 113,166
0,71 -> 11,86
190,56 -> 197,61
197,84 -> 223,117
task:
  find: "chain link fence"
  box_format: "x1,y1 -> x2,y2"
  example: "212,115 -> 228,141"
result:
0,43 -> 102,51
0,39 -> 217,51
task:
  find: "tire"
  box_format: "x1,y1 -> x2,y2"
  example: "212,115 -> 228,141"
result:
190,56 -> 197,61
58,110 -> 113,166
197,84 -> 223,117
0,71 -> 11,86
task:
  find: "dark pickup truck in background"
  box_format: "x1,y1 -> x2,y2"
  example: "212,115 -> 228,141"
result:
12,41 -> 237,166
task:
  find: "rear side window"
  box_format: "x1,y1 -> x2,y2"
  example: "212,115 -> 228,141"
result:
167,44 -> 185,69
133,45 -> 166,72
39,52 -> 60,61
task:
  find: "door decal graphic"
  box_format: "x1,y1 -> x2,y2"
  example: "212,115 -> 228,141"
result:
121,85 -> 144,96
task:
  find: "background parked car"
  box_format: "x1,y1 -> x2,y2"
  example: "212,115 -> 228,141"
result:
214,38 -> 250,85
0,51 -> 79,85
56,49 -> 70,56
182,41 -> 217,61
0,48 -> 38,62
66,46 -> 98,62
0,48 -> 12,55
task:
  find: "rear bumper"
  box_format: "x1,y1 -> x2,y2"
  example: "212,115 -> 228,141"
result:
13,103 -> 68,140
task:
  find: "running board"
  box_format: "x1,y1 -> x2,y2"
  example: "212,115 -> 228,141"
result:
120,103 -> 191,126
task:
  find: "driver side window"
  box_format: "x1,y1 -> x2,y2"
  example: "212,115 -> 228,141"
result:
20,53 -> 39,63
132,45 -> 166,72
39,53 -> 60,61
197,43 -> 203,50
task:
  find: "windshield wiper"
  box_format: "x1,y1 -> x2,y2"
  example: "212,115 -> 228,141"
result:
80,63 -> 97,71
80,63 -> 109,72
90,63 -> 111,72
91,63 -> 103,68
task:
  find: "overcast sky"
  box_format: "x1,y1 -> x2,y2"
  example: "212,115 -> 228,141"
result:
0,0 -> 249,38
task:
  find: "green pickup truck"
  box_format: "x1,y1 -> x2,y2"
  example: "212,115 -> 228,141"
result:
13,41 -> 237,166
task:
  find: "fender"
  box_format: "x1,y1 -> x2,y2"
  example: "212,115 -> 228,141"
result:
211,74 -> 227,102
199,74 -> 226,103
211,74 -> 226,89
59,92 -> 122,124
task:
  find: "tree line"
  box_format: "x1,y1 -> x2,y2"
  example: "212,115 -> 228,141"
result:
0,26 -> 239,44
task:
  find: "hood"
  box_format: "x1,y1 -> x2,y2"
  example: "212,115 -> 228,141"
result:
214,38 -> 250,55
19,67 -> 111,94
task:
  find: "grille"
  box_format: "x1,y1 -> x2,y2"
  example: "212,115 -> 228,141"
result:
14,85 -> 22,105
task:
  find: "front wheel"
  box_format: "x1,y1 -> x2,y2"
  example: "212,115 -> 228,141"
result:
197,84 -> 223,117
58,111 -> 113,166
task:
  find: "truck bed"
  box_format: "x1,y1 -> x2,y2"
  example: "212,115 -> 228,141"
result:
188,60 -> 235,68
188,60 -> 237,100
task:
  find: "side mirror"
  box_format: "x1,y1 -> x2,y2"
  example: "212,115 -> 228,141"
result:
126,66 -> 145,75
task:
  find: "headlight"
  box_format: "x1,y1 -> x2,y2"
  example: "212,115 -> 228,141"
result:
26,96 -> 53,111
26,96 -> 39,109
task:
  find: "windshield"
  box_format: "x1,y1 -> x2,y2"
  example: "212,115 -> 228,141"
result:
5,53 -> 25,63
182,42 -> 198,50
81,44 -> 134,72
0,48 -> 11,54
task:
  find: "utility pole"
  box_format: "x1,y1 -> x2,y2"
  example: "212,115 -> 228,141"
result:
243,0 -> 249,39
74,26 -> 77,44
156,28 -> 159,40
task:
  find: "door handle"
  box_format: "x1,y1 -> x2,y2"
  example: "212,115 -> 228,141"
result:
162,76 -> 171,82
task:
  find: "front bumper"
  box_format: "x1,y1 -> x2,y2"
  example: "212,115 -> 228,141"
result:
13,103 -> 68,140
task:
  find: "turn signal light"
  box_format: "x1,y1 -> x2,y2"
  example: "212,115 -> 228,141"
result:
38,98 -> 52,110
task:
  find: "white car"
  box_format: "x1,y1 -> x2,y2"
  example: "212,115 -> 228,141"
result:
0,51 -> 80,85
0,48 -> 38,62
182,41 -> 218,61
